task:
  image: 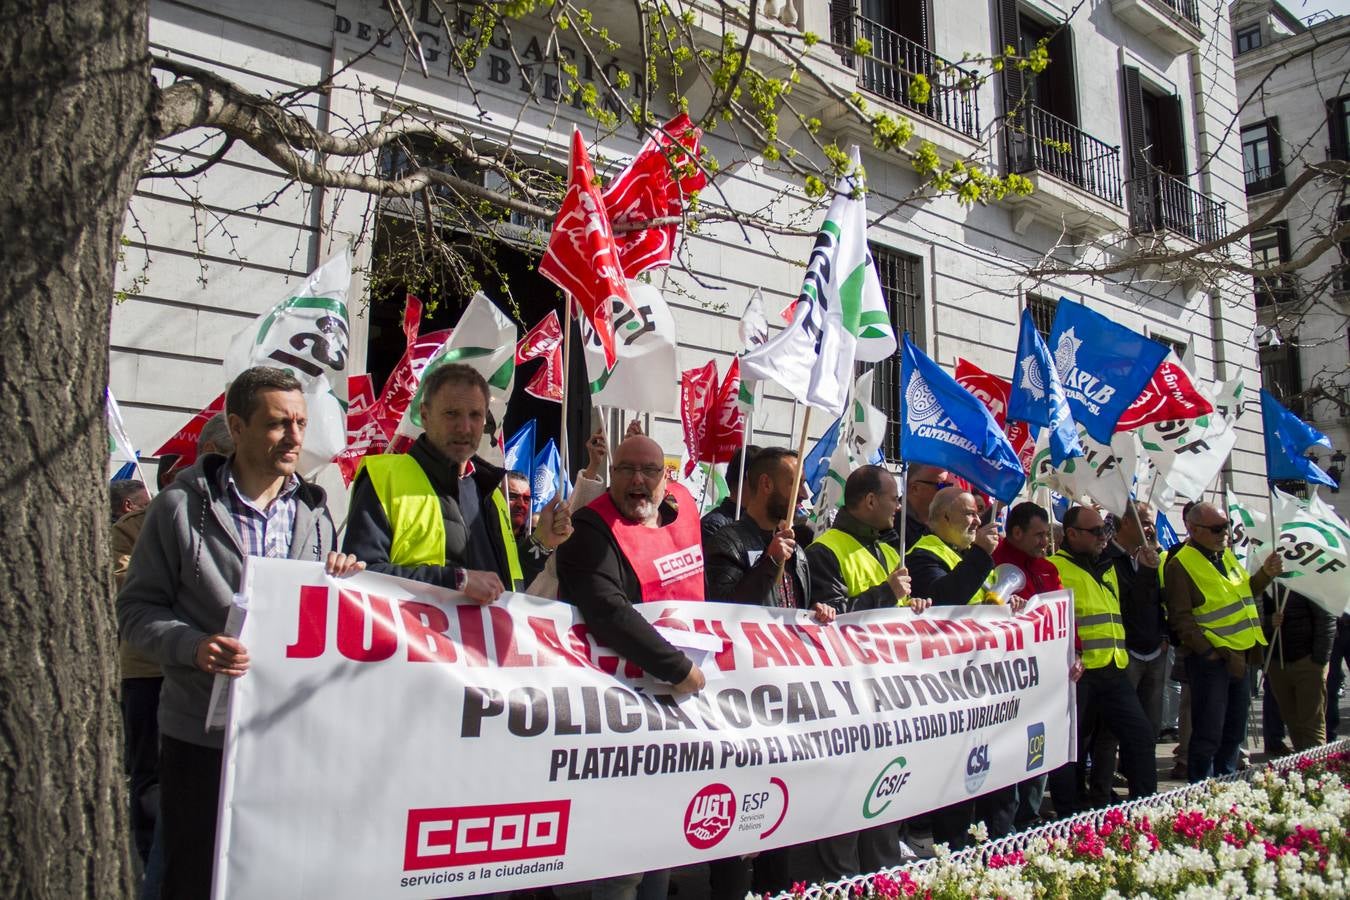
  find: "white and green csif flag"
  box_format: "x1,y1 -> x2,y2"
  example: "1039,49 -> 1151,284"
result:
1269,486 -> 1350,616
1052,425 -> 1137,516
814,370 -> 887,522
223,251 -> 352,475
1139,377 -> 1241,501
398,291 -> 517,465
1226,488 -> 1269,574
740,146 -> 895,417
580,280 -> 678,414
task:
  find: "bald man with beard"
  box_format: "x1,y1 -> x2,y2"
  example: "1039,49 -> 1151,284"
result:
555,435 -> 707,899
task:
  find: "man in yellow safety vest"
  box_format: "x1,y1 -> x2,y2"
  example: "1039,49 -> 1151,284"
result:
1164,501 -> 1282,781
805,465 -> 930,880
344,363 -> 569,603
1046,505 -> 1157,816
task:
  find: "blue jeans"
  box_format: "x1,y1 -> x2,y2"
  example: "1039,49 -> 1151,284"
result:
1186,654 -> 1251,781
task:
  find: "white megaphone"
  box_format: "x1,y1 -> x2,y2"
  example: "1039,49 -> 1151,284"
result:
983,563 -> 1027,605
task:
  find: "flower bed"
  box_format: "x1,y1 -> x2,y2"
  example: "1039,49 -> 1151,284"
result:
786,741 -> 1350,899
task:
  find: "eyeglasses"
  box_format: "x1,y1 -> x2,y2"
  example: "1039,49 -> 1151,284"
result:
613,463 -> 666,479
913,479 -> 951,489
1194,521 -> 1230,534
1069,525 -> 1106,537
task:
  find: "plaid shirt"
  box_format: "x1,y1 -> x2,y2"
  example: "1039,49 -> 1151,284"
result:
219,464 -> 301,559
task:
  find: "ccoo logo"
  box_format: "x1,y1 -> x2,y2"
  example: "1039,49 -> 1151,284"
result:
684,784 -> 735,850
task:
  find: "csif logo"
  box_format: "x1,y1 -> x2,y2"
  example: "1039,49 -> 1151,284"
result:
964,744 -> 990,794
1026,722 -> 1046,771
862,756 -> 911,819
404,801 -> 569,870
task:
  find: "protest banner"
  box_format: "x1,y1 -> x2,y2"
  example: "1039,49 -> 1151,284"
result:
215,561 -> 1074,898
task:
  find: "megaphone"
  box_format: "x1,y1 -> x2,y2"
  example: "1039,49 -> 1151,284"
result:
983,563 -> 1026,605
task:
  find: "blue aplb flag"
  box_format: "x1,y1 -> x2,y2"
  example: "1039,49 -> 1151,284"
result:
504,419 -> 537,476
802,416 -> 843,496
531,438 -> 570,513
1155,510 -> 1181,551
1008,308 -> 1082,467
899,335 -> 1026,503
1048,298 -> 1169,443
1260,389 -> 1337,487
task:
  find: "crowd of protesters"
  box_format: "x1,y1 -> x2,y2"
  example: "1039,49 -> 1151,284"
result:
112,364 -> 1347,899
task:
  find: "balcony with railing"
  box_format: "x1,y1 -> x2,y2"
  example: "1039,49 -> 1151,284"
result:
1128,171 -> 1228,244
1010,106 -> 1124,206
1111,0 -> 1204,55
830,11 -> 980,140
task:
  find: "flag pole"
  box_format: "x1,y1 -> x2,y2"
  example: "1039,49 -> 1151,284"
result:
1042,485 -> 1057,555
1264,481 -> 1286,670
1115,463 -> 1150,553
560,297 -> 573,480
733,393 -> 754,522
898,460 -> 910,567
776,406 -> 814,582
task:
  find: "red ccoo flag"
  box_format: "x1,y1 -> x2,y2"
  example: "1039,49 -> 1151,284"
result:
539,129 -> 630,368
601,113 -> 707,278
679,360 -> 719,475
699,357 -> 746,466
1114,356 -> 1213,431
516,310 -> 564,403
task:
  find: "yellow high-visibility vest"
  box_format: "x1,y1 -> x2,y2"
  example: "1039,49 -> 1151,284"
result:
359,454 -> 522,587
1172,544 -> 1266,652
1050,551 -> 1128,669
814,528 -> 905,605
911,534 -> 985,605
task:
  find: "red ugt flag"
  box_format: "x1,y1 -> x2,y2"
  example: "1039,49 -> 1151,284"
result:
602,113 -> 707,278
954,358 -> 1035,473
153,393 -> 226,470
1114,357 -> 1213,431
516,311 -> 564,403
539,129 -> 630,368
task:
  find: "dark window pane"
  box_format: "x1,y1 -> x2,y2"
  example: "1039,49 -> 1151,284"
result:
870,244 -> 924,464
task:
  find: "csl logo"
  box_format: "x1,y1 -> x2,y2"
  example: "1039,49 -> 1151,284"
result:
684,784 -> 735,850
862,755 -> 911,819
1026,722 -> 1046,771
404,800 -> 569,870
965,744 -> 991,794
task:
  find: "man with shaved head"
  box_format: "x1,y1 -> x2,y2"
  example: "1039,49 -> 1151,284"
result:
555,434 -> 706,897
1166,501 -> 1282,781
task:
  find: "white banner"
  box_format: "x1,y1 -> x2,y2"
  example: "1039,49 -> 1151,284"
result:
215,561 -> 1074,899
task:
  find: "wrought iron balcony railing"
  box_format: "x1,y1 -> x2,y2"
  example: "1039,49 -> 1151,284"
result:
1007,105 -> 1124,206
1128,170 -> 1228,244
831,11 -> 981,140
1154,0 -> 1202,28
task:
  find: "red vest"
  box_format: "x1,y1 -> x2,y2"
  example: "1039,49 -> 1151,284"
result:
588,482 -> 706,602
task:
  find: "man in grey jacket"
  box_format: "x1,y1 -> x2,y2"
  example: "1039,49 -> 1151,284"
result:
118,367 -> 362,900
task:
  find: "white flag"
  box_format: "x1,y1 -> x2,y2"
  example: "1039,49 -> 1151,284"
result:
223,252 -> 352,475
846,369 -> 886,463
1226,488 -> 1269,574
1269,487 -> 1350,616
1139,378 -> 1239,501
1054,425 -> 1137,516
812,440 -> 853,523
741,146 -> 895,416
397,292 -> 517,465
581,280 -> 678,414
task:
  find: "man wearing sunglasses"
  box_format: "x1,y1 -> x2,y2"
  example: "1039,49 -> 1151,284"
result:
889,463 -> 950,553
1165,501 -> 1282,781
1047,505 -> 1157,816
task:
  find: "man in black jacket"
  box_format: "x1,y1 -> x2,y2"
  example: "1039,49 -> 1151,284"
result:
1264,589 -> 1337,750
1089,501 -> 1164,804
706,446 -> 834,615
907,489 -> 1001,607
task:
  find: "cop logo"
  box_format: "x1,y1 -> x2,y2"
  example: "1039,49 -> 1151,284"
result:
964,744 -> 990,794
1026,722 -> 1046,771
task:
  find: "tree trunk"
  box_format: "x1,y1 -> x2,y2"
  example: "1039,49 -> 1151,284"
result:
0,1 -> 153,895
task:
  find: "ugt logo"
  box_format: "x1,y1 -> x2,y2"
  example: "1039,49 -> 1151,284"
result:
683,784 -> 735,850
1026,722 -> 1046,771
964,744 -> 990,794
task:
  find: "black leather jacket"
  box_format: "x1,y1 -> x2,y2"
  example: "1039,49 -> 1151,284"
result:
704,515 -> 811,609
